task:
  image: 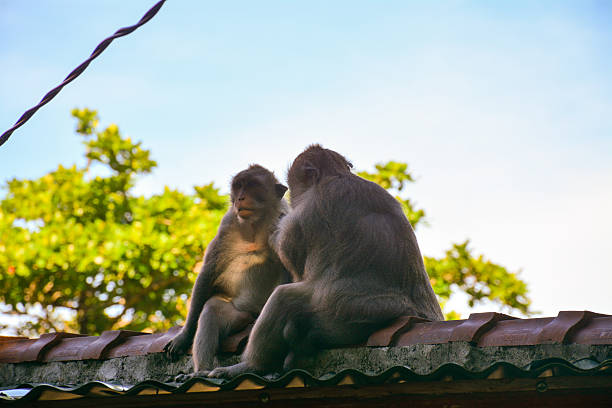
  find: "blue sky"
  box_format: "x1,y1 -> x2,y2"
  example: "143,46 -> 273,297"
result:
1,1 -> 611,318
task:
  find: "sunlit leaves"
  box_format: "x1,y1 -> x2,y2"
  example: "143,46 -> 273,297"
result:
72,108 -> 156,176
425,241 -> 531,319
72,108 -> 98,135
0,109 -> 226,336
358,161 -> 414,190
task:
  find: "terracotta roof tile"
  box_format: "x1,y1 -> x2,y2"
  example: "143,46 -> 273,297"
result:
476,317 -> 555,346
1,311 -> 611,364
0,336 -> 26,342
393,320 -> 463,346
19,332 -> 87,362
386,311 -> 612,348
570,314 -> 612,344
0,336 -> 29,363
537,310 -> 608,344
146,325 -> 182,354
449,312 -> 518,344
367,316 -> 430,346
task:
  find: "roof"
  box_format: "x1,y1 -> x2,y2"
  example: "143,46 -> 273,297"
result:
3,311 -> 610,365
4,359 -> 612,406
2,311 -> 612,405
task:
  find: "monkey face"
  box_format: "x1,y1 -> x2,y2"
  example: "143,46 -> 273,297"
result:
230,165 -> 287,222
231,178 -> 265,220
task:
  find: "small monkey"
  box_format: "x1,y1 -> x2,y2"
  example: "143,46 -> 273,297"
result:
164,165 -> 290,377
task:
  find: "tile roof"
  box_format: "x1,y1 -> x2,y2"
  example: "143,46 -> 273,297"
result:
1,311 -> 610,365
1,311 -> 611,404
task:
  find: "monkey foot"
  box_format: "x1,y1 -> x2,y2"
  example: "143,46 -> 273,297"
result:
208,362 -> 252,378
175,370 -> 211,383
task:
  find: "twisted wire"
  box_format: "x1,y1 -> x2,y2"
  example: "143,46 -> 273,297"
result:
0,0 -> 167,148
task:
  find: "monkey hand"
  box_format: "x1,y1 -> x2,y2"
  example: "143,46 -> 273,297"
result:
163,330 -> 192,360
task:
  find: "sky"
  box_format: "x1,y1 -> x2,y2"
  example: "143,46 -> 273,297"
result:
1,1 -> 611,320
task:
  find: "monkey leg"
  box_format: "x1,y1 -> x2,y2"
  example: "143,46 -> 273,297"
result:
281,309 -> 320,371
208,282 -> 312,378
192,296 -> 254,375
314,291 -> 413,348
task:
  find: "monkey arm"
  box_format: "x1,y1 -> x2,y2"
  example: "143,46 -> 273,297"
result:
180,261 -> 218,339
164,261 -> 218,356
164,238 -> 222,356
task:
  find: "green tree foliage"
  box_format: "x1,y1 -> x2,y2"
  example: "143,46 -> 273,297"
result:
0,109 -> 227,336
359,165 -> 532,319
0,109 -> 531,336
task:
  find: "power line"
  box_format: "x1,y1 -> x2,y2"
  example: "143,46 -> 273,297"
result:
0,0 -> 167,148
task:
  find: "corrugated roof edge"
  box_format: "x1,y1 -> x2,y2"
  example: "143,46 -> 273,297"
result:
5,358 -> 612,403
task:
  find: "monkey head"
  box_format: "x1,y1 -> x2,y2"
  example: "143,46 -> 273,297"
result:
287,144 -> 353,201
231,165 -> 287,222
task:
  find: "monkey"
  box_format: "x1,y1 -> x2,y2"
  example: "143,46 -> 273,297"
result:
208,145 -> 443,378
164,164 -> 290,378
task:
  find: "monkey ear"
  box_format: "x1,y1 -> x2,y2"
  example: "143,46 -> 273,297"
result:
275,183 -> 288,199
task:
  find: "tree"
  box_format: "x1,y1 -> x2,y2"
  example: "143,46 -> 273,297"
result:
0,109 -> 227,336
0,109 -> 531,336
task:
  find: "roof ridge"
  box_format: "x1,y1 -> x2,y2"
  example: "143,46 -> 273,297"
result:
1,310 -> 610,364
